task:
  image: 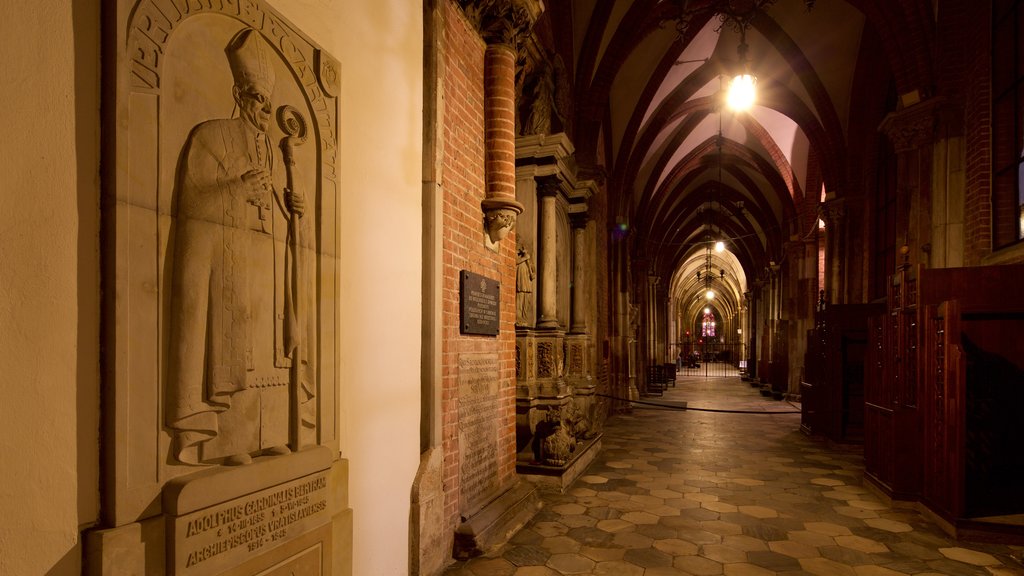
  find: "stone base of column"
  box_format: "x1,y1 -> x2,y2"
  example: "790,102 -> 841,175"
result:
453,480 -> 541,559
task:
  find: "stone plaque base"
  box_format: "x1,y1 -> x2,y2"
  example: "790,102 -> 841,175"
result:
453,480 -> 540,559
517,434 -> 602,493
163,447 -> 337,576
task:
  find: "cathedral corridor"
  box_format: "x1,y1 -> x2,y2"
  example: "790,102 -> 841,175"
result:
444,376 -> 1024,576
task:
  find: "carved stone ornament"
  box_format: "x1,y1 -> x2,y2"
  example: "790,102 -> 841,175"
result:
879,97 -> 942,153
109,0 -> 340,523
537,342 -> 554,378
459,0 -> 543,46
482,197 -> 523,251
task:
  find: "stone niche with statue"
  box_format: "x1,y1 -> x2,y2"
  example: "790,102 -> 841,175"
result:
86,2 -> 351,575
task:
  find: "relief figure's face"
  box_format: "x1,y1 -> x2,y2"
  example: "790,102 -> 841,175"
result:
234,84 -> 273,132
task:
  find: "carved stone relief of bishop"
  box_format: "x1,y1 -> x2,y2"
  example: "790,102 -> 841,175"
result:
166,28 -> 316,466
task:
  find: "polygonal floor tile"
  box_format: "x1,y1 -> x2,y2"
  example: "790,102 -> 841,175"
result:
580,475 -> 609,484
540,535 -> 581,554
675,554 -> 725,575
551,503 -> 587,516
593,560 -> 645,575
502,545 -> 550,567
738,505 -> 778,519
938,547 -> 1000,566
579,545 -> 625,562
620,511 -> 661,525
701,543 -> 748,563
510,566 -> 560,576
595,518 -> 634,533
863,518 -> 912,533
799,557 -> 859,576
724,562 -> 776,576
853,566 -> 911,576
702,520 -> 744,536
466,557 -> 516,576
612,530 -> 655,549
533,521 -> 569,538
545,553 -> 595,574
653,537 -> 699,556
810,478 -> 846,487
703,501 -> 739,513
768,539 -> 821,559
834,506 -> 880,519
721,534 -> 769,552
804,521 -> 853,536
623,547 -> 674,568
847,500 -> 888,511
834,534 -> 889,554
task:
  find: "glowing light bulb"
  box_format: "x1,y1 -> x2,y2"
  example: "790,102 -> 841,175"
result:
726,74 -> 756,111
704,307 -> 711,314
714,241 -> 725,253
705,290 -> 715,300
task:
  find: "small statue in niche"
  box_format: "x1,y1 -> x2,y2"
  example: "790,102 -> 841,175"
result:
515,243 -> 535,326
166,28 -> 316,466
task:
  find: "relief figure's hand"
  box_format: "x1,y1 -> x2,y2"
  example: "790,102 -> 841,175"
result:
241,168 -> 272,194
285,188 -> 305,217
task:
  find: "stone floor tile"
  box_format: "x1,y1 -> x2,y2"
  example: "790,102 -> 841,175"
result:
533,521 -> 569,538
741,523 -> 789,542
540,535 -> 581,555
650,504 -> 687,516
769,539 -> 821,559
810,478 -> 846,487
595,517 -> 634,533
612,530 -> 655,549
863,518 -> 912,533
550,503 -> 586,516
645,567 -> 695,576
544,553 -> 595,574
804,521 -> 854,536
466,557 -> 517,576
939,547 -> 1002,566
799,557 -> 860,576
835,534 -> 890,554
620,510 -> 660,524
721,534 -> 770,552
578,545 -> 625,562
510,567 -> 560,576
847,499 -> 889,511
701,543 -> 749,563
579,475 -> 608,484
787,529 -> 837,547
557,514 -> 597,529
702,520 -> 745,536
741,552 -> 802,572
724,561 -> 778,573
853,566 -> 912,576
738,505 -> 779,519
654,537 -> 700,556
593,559 -> 645,575
687,492 -> 721,503
624,547 -> 674,568
502,545 -> 550,567
635,523 -> 679,540
704,501 -> 740,513
924,558 -> 990,576
565,525 -> 614,546
652,488 -> 684,499
675,554 -> 726,575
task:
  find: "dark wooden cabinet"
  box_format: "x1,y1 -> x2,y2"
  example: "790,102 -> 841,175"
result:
864,264 -> 921,499
802,303 -> 882,443
866,264 -> 1024,539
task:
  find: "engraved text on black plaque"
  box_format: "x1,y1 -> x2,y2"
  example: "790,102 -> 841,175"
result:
460,270 -> 500,336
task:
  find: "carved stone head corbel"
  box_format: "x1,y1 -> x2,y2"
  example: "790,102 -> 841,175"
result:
482,197 -> 523,252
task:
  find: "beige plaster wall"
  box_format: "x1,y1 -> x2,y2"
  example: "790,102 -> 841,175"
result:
269,1 -> 424,575
0,1 -> 101,574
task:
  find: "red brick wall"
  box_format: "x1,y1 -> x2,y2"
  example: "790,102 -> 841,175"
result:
440,0 -> 519,529
960,2 -> 993,265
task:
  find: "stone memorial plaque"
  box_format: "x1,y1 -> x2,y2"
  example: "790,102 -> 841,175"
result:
458,353 -> 502,516
170,471 -> 329,575
460,270 -> 500,336
93,0 -> 352,572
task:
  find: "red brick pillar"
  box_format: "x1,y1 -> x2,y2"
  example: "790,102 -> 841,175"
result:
482,43 -> 523,248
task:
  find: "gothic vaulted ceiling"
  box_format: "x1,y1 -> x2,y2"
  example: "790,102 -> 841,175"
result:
535,0 -> 932,317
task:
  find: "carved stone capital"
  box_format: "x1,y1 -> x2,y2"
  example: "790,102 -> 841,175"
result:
879,97 -> 943,152
459,0 -> 544,47
482,197 -> 524,249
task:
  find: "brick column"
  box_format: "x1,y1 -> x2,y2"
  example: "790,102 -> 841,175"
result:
481,42 -> 523,248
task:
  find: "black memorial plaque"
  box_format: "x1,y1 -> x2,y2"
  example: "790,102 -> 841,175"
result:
460,270 -> 500,336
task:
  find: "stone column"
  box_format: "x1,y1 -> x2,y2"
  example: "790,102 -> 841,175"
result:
570,213 -> 589,334
537,178 -> 560,329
